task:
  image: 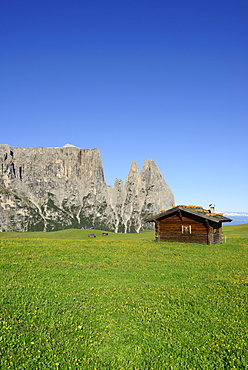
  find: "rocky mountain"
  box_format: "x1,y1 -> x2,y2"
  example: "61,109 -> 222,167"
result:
0,144 -> 175,232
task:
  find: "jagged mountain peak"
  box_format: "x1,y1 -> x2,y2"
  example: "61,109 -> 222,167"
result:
63,143 -> 78,148
142,158 -> 156,167
0,145 -> 174,233
129,160 -> 139,172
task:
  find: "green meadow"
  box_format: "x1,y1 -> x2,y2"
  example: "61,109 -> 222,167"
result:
0,226 -> 247,369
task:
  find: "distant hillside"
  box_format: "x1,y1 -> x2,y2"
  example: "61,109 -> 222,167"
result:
223,223 -> 248,238
224,212 -> 248,225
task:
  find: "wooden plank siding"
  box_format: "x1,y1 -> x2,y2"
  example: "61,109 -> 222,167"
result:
145,206 -> 231,245
207,223 -> 223,245
155,212 -> 209,244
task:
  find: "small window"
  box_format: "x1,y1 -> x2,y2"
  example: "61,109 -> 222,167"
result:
182,225 -> 191,234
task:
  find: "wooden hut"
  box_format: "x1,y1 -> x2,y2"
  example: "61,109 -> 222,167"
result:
145,205 -> 232,245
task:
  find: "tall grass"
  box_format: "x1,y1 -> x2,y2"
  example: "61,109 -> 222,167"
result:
0,229 -> 247,369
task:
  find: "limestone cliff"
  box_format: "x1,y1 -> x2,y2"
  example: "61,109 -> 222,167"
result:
108,159 -> 174,233
0,144 -> 174,232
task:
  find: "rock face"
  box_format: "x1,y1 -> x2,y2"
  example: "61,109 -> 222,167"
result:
0,144 -> 175,232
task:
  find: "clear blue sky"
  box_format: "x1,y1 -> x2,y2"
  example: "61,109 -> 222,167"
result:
1,0 -> 247,212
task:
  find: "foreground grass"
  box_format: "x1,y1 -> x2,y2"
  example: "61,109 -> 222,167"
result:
0,236 -> 247,369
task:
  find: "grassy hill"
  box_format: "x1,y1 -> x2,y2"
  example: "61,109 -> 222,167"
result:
0,223 -> 247,369
0,228 -> 154,240
223,223 -> 248,238
1,222 -> 248,241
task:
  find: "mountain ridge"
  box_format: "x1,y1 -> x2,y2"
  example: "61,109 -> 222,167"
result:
0,144 -> 175,232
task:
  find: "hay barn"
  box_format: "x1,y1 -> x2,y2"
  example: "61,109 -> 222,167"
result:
145,205 -> 232,245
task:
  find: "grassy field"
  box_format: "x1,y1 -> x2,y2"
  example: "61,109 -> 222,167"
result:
0,223 -> 247,241
0,225 -> 247,369
0,228 -> 154,241
223,224 -> 248,239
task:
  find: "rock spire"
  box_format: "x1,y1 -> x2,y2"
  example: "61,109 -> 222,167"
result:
0,144 -> 174,232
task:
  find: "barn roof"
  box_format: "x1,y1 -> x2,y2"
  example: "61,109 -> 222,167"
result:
145,205 -> 232,224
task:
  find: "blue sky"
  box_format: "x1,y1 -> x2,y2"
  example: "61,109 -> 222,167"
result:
1,0 -> 247,212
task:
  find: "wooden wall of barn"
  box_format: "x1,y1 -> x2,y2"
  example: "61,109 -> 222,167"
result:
207,223 -> 223,245
155,212 -> 209,244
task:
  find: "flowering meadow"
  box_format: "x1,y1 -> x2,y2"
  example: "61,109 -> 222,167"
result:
0,231 -> 247,369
